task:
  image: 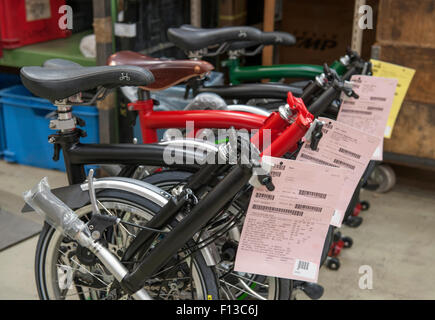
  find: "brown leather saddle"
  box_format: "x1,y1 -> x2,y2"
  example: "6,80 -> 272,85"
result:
107,50 -> 214,91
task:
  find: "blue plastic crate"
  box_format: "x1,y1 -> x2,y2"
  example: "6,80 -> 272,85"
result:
0,73 -> 21,157
0,85 -> 99,171
0,73 -> 21,90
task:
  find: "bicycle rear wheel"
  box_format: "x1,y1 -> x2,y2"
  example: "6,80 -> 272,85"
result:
34,189 -> 219,300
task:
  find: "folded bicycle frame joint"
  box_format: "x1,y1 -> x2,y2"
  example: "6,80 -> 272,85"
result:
120,164 -> 253,295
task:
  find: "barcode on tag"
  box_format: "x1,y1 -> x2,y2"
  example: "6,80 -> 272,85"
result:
295,204 -> 322,212
333,159 -> 356,170
301,153 -> 337,167
299,153 -> 336,167
298,189 -> 327,199
339,109 -> 372,115
255,192 -> 275,201
252,204 -> 303,216
273,164 -> 286,170
370,96 -> 387,101
367,106 -> 384,111
293,259 -> 317,280
270,171 -> 281,177
338,147 -> 361,159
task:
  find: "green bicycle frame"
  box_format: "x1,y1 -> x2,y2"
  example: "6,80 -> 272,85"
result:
223,58 -> 347,84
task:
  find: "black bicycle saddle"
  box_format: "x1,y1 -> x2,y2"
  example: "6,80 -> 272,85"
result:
228,32 -> 296,51
167,26 -> 263,51
179,25 -> 295,51
20,65 -> 155,101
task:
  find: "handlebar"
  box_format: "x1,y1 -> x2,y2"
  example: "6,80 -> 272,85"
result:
342,66 -> 358,81
307,85 -> 338,117
300,80 -> 322,103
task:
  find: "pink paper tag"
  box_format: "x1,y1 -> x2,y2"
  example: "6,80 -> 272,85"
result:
296,118 -> 381,226
234,158 -> 345,283
337,75 -> 397,161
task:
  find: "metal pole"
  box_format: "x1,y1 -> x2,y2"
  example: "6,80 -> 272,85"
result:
93,0 -> 117,143
351,0 -> 366,55
262,0 -> 276,67
190,0 -> 202,27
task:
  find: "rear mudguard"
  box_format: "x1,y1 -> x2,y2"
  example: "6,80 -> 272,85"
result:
22,177 -> 220,266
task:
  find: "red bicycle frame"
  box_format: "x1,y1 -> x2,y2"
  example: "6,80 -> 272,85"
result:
128,92 -> 313,158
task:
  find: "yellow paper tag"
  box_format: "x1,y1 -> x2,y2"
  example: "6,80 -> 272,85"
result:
370,59 -> 415,138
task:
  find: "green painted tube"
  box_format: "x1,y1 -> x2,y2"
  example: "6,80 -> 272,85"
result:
223,58 -> 348,84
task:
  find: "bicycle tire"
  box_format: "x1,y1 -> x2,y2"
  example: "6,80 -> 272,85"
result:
34,189 -> 219,300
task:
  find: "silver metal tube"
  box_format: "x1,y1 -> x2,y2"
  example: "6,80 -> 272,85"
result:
159,139 -> 219,153
226,105 -> 272,117
87,169 -> 100,215
80,177 -> 170,207
24,178 -> 153,300
87,241 -> 152,300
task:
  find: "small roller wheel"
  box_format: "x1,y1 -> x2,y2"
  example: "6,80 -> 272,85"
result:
367,164 -> 396,193
344,215 -> 363,228
333,230 -> 342,242
360,201 -> 370,211
342,236 -> 353,249
326,257 -> 340,271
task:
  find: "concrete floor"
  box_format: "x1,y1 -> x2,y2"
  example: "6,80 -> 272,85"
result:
0,161 -> 434,299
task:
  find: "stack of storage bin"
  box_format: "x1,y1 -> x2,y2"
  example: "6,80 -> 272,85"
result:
0,0 -> 70,49
0,85 -> 99,171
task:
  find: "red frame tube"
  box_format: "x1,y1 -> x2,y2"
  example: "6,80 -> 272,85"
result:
128,92 -> 313,157
129,99 -> 268,143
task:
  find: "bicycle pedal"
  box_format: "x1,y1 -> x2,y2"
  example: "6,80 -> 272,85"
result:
299,282 -> 324,300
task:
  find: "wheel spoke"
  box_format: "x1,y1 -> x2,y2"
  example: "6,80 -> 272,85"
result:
217,267 -> 269,288
219,279 -> 266,300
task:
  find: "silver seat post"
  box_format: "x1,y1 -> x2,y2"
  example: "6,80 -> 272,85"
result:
49,97 -> 77,132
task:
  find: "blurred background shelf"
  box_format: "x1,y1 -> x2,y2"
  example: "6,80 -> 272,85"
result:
0,31 -> 95,68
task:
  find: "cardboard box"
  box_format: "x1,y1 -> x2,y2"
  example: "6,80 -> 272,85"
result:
279,0 -> 377,66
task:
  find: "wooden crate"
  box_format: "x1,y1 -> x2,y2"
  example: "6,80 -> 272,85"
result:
372,44 -> 435,105
376,0 -> 435,48
384,100 -> 435,160
374,0 -> 435,165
